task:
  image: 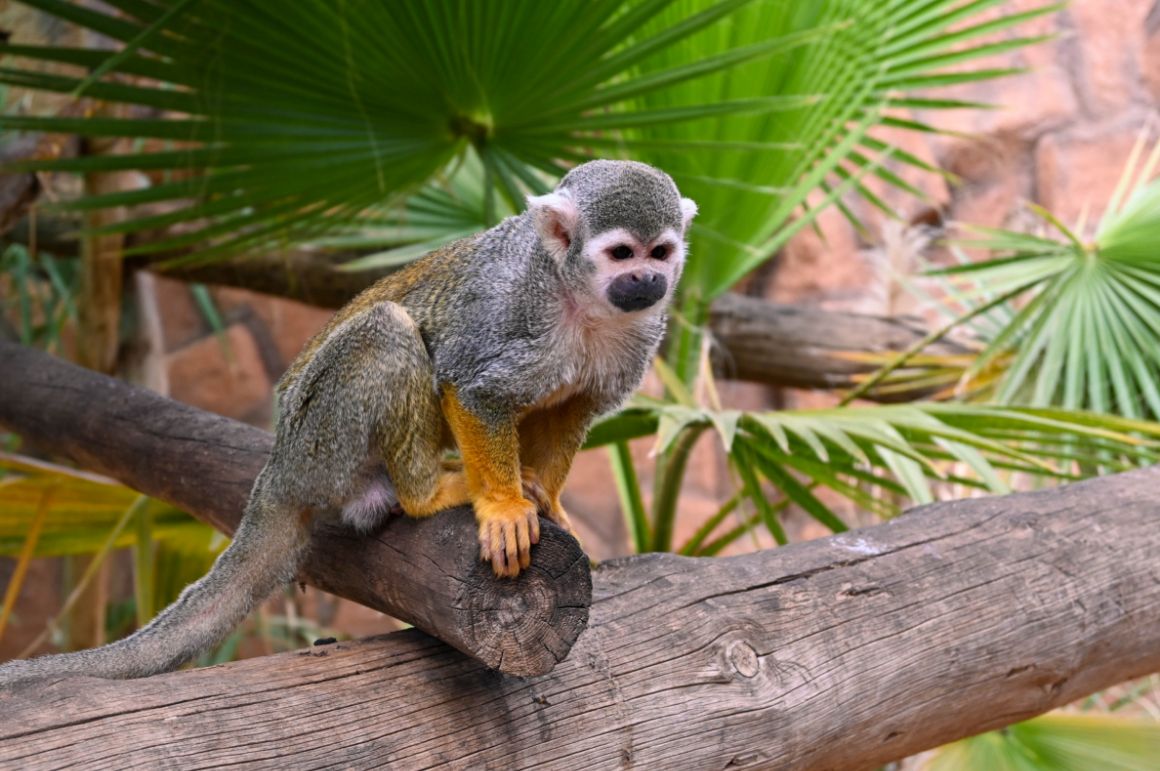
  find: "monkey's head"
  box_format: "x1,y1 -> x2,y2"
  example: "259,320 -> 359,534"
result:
526,160 -> 697,317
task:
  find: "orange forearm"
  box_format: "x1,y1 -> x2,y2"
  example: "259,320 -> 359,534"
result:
441,386 -> 523,503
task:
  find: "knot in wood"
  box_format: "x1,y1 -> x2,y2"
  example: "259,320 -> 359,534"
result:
726,640 -> 760,679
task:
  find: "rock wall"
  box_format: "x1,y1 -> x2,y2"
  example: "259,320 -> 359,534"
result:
772,0 -> 1160,313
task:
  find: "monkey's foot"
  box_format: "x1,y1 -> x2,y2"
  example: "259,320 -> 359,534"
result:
520,467 -> 552,516
545,500 -> 582,550
476,496 -> 541,578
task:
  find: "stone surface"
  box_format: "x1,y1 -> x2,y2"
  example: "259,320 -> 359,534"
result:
560,447 -> 634,561
771,203 -> 866,306
1144,13 -> 1160,103
165,323 -> 273,424
1068,0 -> 1150,115
1035,117 -> 1151,227
149,274 -> 207,353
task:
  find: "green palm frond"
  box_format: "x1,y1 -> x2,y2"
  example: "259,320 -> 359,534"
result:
0,453 -> 214,556
874,136 -> 1160,417
0,0 -> 818,260
924,712 -> 1160,771
1,0 -> 1056,277
315,149 -> 509,271
586,401 -> 1160,551
626,0 -> 1062,301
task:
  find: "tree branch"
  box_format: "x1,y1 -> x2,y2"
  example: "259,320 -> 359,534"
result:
707,293 -> 969,397
0,340 -> 590,676
12,207 -> 965,397
2,464 -> 1158,768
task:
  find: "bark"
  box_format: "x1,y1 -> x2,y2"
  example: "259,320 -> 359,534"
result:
2,465 -> 1157,769
0,133 -> 82,237
0,340 -> 590,677
0,134 -> 42,237
707,293 -> 970,397
135,247 -> 397,309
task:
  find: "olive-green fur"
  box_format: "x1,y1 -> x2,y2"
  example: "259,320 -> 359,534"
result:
0,161 -> 692,685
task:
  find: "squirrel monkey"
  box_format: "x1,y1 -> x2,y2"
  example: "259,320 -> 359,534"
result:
0,160 -> 696,683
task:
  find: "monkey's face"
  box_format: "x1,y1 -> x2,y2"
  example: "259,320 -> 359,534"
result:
582,227 -> 686,314
526,160 -> 697,319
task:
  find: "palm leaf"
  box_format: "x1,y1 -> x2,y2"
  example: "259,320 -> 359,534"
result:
0,453 -> 215,557
586,402 -> 1160,541
0,0 -> 816,258
2,0 -> 1053,279
886,138 -> 1160,417
924,712 -> 1160,771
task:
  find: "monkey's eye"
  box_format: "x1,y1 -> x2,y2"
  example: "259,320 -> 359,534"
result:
610,245 -> 634,260
650,245 -> 669,260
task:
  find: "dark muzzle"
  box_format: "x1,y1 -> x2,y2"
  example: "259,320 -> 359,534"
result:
607,271 -> 667,312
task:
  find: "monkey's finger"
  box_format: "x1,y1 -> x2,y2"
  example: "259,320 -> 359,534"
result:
482,519 -> 503,569
489,521 -> 507,577
530,512 -> 541,545
504,523 -> 520,577
499,522 -> 516,578
516,517 -> 532,570
478,523 -> 492,563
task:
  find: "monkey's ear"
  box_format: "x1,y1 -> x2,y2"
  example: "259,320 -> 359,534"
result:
680,198 -> 698,232
527,190 -> 580,259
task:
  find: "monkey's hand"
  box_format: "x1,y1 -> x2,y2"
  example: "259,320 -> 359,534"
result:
476,495 -> 541,578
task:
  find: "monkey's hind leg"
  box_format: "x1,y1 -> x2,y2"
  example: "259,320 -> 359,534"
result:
283,300 -> 471,525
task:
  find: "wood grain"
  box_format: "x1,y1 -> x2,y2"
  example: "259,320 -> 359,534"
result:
0,340 -> 591,676
3,465 -> 1159,769
707,293 -> 971,398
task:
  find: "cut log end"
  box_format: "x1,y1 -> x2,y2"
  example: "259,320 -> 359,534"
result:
303,507 -> 591,677
454,521 -> 592,676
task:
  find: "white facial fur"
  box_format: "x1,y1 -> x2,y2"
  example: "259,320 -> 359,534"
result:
581,227 -> 687,315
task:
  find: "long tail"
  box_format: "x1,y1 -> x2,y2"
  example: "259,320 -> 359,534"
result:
0,478 -> 310,685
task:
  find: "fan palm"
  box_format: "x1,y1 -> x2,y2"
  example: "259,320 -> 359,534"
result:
1,0 -> 1058,283
851,134 -> 1160,419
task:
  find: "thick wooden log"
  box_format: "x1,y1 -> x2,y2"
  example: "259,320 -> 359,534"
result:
0,340 -> 590,676
2,466 -> 1158,769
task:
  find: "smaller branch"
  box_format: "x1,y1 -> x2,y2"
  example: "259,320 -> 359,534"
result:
136,247 -> 964,397
12,205 -> 965,397
0,340 -> 590,676
129,246 -> 396,309
707,293 -> 971,397
0,134 -> 78,237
